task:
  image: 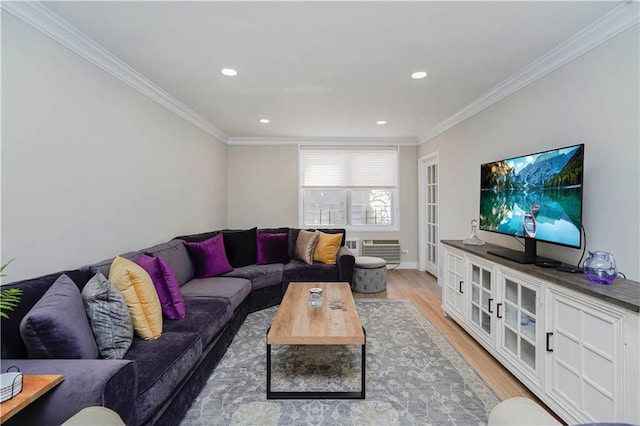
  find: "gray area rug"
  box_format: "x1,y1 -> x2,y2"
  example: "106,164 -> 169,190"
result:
181,299 -> 499,425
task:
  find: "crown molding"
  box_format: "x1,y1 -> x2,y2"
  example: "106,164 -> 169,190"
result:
2,1 -> 229,143
418,1 -> 640,144
226,136 -> 418,146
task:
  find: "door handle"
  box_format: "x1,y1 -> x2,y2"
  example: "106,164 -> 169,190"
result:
546,332 -> 554,352
496,303 -> 502,319
459,281 -> 464,293
488,298 -> 494,313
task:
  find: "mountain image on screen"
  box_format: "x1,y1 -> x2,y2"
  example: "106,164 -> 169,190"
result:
479,144 -> 583,248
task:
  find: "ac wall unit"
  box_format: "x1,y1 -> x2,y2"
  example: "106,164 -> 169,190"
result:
345,239 -> 360,256
361,240 -> 401,265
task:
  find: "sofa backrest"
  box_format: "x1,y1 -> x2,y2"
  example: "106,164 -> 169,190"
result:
1,270 -> 90,359
82,240 -> 195,287
287,228 -> 346,259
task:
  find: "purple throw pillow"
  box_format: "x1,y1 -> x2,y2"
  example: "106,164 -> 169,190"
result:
20,274 -> 99,359
184,233 -> 233,278
257,232 -> 290,265
136,254 -> 186,320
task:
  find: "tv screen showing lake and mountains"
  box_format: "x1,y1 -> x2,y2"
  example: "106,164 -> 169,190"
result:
479,144 -> 584,248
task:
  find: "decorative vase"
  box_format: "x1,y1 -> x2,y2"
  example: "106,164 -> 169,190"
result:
584,251 -> 618,284
307,288 -> 323,307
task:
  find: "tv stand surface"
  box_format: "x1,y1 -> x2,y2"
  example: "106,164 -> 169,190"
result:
443,240 -> 639,312
486,249 -> 560,266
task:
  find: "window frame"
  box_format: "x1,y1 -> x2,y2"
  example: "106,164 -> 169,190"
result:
298,146 -> 400,232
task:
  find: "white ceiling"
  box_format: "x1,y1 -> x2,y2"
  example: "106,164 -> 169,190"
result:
39,1 -> 621,143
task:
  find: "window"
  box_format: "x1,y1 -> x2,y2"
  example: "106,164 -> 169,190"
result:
299,146 -> 398,230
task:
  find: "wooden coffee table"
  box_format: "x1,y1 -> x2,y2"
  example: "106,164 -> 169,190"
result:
266,282 -> 366,399
0,375 -> 64,423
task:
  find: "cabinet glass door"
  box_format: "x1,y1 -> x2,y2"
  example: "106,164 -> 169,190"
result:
443,249 -> 465,322
500,276 -> 538,372
469,262 -> 494,343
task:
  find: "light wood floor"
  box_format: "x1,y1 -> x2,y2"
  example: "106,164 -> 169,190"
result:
353,269 -> 559,419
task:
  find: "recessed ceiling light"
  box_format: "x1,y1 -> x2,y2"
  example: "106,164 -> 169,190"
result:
376,120 -> 387,125
411,71 -> 428,79
221,68 -> 238,77
259,119 -> 270,124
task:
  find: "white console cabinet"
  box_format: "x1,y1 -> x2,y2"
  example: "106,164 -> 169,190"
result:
441,241 -> 640,425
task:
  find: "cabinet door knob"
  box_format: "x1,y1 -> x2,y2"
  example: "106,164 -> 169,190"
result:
496,303 -> 503,319
546,332 -> 554,352
488,298 -> 494,313
459,281 -> 464,293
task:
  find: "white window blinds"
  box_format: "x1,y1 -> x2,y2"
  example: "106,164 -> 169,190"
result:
300,146 -> 398,188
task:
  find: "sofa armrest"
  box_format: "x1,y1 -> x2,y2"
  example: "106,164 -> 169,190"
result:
2,359 -> 137,426
337,246 -> 356,284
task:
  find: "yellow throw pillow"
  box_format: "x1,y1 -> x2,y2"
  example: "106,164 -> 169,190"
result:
109,256 -> 162,340
313,231 -> 344,265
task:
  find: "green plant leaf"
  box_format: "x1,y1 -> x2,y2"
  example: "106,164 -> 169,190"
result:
0,288 -> 23,318
0,258 -> 15,277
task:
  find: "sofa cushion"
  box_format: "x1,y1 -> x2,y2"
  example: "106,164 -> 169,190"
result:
180,277 -> 251,312
313,231 -> 344,265
283,259 -> 340,288
136,254 -> 186,320
20,274 -> 99,359
163,298 -> 231,348
109,256 -> 163,340
184,234 -> 233,278
124,331 -> 202,424
81,272 -> 133,359
288,228 -> 346,259
173,230 -> 221,243
140,240 -> 194,286
1,270 -> 90,359
257,232 -> 289,265
294,229 -> 320,265
82,251 -> 139,280
223,264 -> 284,290
222,227 -> 257,267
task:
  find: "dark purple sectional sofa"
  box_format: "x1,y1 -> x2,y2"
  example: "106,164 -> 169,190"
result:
0,228 -> 354,426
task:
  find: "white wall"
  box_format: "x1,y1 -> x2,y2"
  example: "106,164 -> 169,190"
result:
227,145 -> 419,266
418,26 -> 639,281
1,14 -> 228,281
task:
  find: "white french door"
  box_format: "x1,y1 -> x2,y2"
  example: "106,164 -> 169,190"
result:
418,152 -> 439,276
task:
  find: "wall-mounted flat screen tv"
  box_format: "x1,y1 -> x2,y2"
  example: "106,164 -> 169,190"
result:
479,144 -> 584,264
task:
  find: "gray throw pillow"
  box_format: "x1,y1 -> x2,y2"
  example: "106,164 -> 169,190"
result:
20,274 -> 99,359
294,230 -> 320,265
82,272 -> 133,359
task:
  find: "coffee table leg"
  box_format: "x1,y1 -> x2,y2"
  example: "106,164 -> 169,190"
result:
266,326 -> 366,400
266,327 -> 273,399
361,326 -> 366,399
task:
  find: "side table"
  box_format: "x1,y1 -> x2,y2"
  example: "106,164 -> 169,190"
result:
0,375 -> 64,423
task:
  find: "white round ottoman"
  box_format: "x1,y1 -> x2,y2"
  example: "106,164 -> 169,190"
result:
488,397 -> 560,425
353,256 -> 387,293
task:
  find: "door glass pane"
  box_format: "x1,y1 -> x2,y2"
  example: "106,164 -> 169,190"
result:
472,305 -> 480,324
521,338 -> 536,369
505,328 -> 517,355
482,311 -> 491,334
472,265 -> 479,283
482,269 -> 491,289
506,302 -> 517,328
505,279 -> 517,303
472,285 -> 479,304
522,316 -> 536,342
521,286 -> 536,315
482,289 -> 491,310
